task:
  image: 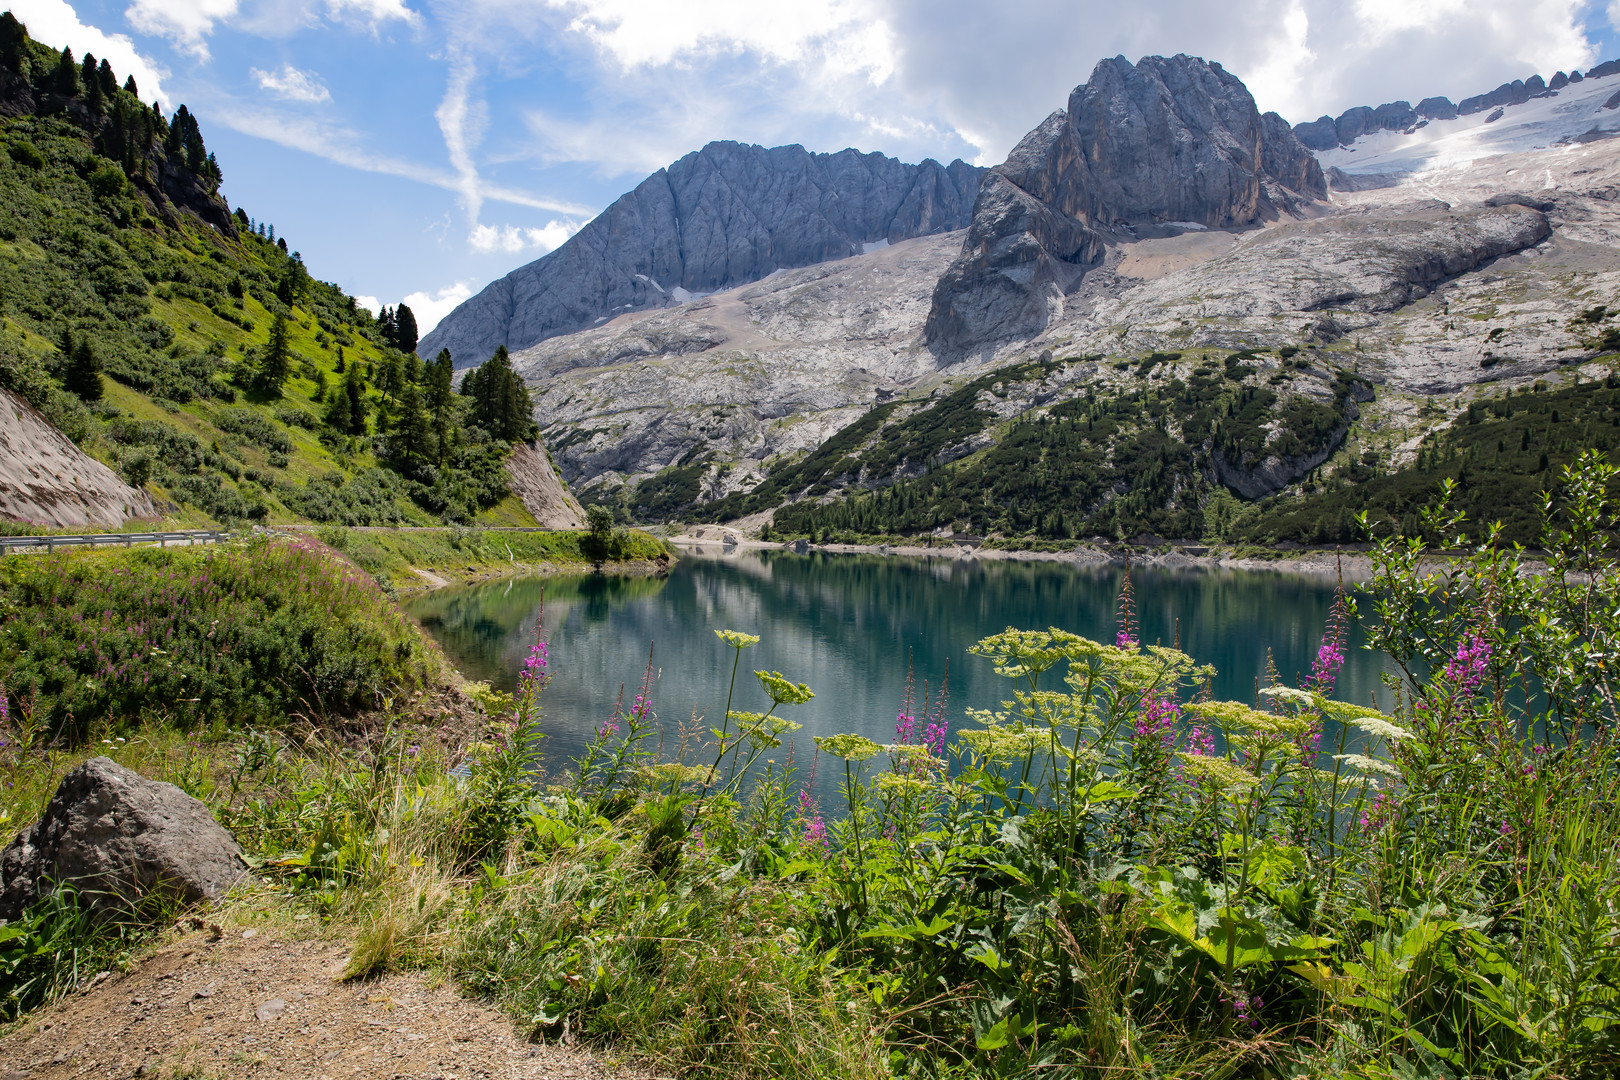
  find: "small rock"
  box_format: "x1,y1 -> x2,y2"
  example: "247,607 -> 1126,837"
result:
255,998 -> 287,1022
241,928 -> 258,939
193,987 -> 213,999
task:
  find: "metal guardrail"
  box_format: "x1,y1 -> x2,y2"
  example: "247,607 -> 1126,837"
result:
0,529 -> 232,553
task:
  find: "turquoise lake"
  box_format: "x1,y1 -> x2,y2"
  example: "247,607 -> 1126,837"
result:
406,549 -> 1396,795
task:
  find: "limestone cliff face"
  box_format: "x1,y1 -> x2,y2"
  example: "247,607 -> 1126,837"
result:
0,388 -> 154,528
925,54 -> 1326,356
419,142 -> 984,368
503,440 -> 583,529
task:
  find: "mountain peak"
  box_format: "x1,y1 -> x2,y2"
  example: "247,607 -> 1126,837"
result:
419,143 -> 986,367
924,52 -> 1326,355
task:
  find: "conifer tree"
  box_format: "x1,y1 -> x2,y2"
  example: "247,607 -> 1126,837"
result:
394,304 -> 419,354
97,58 -> 116,96
60,330 -> 104,401
123,74 -> 137,98
54,46 -> 78,95
256,311 -> 291,392
312,367 -> 328,402
322,374 -> 353,433
427,348 -> 455,460
463,345 -> 537,443
391,380 -> 432,463
344,364 -> 367,434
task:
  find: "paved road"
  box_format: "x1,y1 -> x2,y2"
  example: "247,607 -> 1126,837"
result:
0,529 -> 232,553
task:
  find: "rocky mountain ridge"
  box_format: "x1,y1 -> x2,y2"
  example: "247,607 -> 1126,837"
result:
1291,56 -> 1620,155
925,54 -> 1327,356
418,143 -> 983,368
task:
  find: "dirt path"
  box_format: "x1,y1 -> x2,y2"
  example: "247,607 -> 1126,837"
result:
0,929 -> 632,1080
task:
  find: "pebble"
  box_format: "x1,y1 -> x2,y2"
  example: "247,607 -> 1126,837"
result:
255,998 -> 288,1022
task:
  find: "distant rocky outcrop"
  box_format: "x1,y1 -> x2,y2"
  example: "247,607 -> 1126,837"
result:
419,143 -> 984,368
0,388 -> 154,527
925,54 -> 1326,355
0,757 -> 247,922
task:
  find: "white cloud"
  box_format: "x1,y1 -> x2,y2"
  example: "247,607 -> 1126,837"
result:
125,0 -> 239,58
251,64 -> 331,103
208,103 -> 595,216
126,0 -> 417,59
8,0 -> 170,103
880,0 -> 1600,162
327,0 -> 420,26
354,294 -> 382,315
544,0 -> 893,79
401,281 -> 475,336
469,220 -> 579,254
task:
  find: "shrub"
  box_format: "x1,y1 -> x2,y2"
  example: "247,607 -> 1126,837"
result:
0,537 -> 439,738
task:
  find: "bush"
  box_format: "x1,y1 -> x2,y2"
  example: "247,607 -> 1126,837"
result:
0,536 -> 439,738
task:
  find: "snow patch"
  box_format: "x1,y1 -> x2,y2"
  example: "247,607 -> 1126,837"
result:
671,286 -> 694,302
1163,221 -> 1208,231
1316,70 -> 1620,179
861,239 -> 891,254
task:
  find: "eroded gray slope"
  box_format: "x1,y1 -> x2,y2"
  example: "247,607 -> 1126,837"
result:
420,143 -> 983,367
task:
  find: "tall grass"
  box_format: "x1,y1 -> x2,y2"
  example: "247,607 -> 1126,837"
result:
0,534 -> 441,738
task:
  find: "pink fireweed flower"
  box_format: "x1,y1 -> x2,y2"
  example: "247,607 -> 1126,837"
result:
922,717 -> 948,757
1186,725 -> 1216,757
1443,633 -> 1491,695
894,710 -> 916,744
1360,791 -> 1397,832
1134,695 -> 1178,745
1114,560 -> 1139,649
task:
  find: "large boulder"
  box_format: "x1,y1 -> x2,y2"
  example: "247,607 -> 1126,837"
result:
0,757 -> 248,921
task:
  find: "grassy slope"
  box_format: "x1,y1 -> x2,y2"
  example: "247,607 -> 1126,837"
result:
0,57 -> 537,532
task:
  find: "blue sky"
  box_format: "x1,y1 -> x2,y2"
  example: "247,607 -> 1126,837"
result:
9,0 -> 1620,335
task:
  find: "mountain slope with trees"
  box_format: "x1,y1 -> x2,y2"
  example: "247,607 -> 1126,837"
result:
0,12 -> 543,529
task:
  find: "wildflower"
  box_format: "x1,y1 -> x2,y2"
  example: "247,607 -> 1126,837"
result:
804,813 -> 827,850
1443,632 -> 1491,695
1134,694 -> 1177,745
814,733 -> 884,761
1114,560 -> 1138,649
1186,725 -> 1216,757
756,671 -> 814,706
714,629 -> 760,650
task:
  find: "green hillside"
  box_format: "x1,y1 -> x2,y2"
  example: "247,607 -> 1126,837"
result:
666,346 -> 1618,548
0,12 -> 536,530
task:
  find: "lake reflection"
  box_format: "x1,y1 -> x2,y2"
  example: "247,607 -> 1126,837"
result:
407,550 -> 1396,796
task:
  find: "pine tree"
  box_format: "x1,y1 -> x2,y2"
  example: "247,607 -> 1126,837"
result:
322,376 -> 353,433
123,74 -> 137,98
391,380 -> 432,463
464,346 -> 537,443
394,304 -> 419,354
312,367 -> 328,402
276,254 -> 308,307
256,311 -> 291,392
344,364 -> 367,434
427,349 -> 455,461
377,306 -> 396,347
54,46 -> 78,96
97,58 -> 116,96
61,332 -> 103,401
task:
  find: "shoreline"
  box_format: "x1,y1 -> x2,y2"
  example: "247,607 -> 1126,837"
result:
665,530 -> 1374,580
389,554 -> 675,596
